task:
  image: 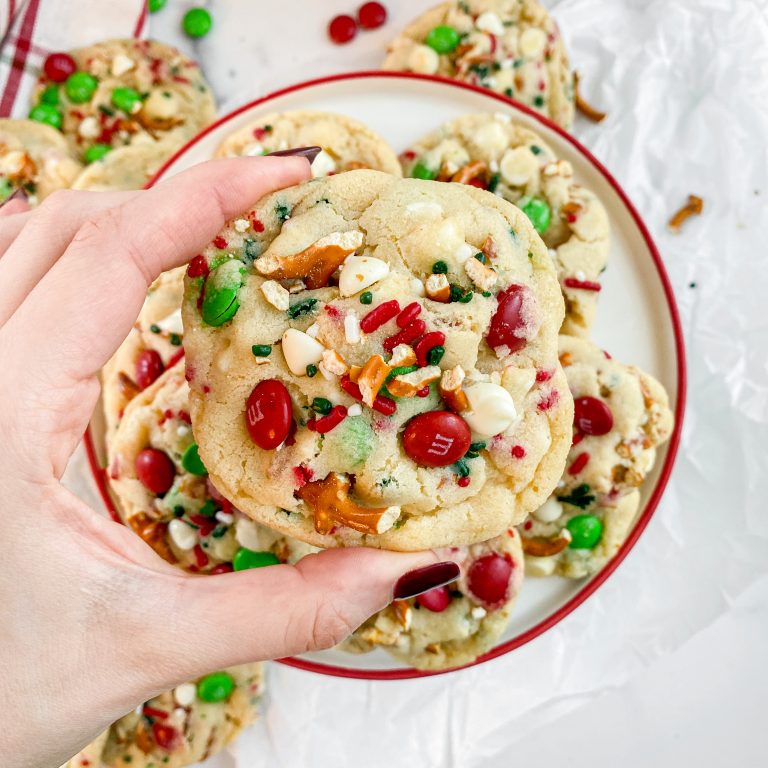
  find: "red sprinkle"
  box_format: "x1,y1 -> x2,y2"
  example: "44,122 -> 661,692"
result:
603,350 -> 612,359
488,34 -> 497,54
396,301 -> 422,328
142,706 -> 168,720
416,386 -> 430,398
213,236 -> 228,249
324,304 -> 342,319
187,255 -> 209,278
563,277 -> 602,292
524,520 -> 533,530
511,445 -> 526,458
572,432 -> 584,446
360,299 -> 400,333
568,452 -> 590,475
340,375 -> 397,415
152,723 -> 180,751
536,369 -> 554,383
457,476 -> 471,487
400,149 -> 417,161
189,514 -> 217,537
313,405 -> 348,433
413,330 -> 445,366
210,563 -> 234,575
292,465 -> 313,488
537,389 -> 560,412
383,319 -> 426,352
167,348 -> 185,368
193,544 -> 209,568
252,126 -> 268,140
249,213 -> 265,232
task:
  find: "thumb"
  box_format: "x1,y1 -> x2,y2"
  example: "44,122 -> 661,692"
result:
148,548 -> 458,681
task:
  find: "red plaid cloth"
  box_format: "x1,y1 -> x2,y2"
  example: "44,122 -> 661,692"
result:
0,0 -> 147,118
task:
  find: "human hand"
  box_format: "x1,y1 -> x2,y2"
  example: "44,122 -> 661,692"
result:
0,157 -> 458,768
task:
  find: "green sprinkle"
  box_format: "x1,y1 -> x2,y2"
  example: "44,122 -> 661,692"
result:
84,143 -> 112,164
453,459 -> 470,477
474,252 -> 486,263
173,505 -> 185,517
360,291 -> 373,305
469,441 -> 486,452
528,251 -> 534,259
150,324 -> 161,334
211,526 -> 228,539
311,397 -> 333,415
487,172 -> 501,193
504,87 -> 514,98
557,483 -> 595,510
275,202 -> 291,222
431,260 -> 448,274
458,291 -> 473,304
387,365 -> 419,381
181,443 -> 207,476
449,284 -> 463,302
530,145 -> 543,155
98,104 -> 115,117
411,161 -> 437,180
243,238 -> 260,265
287,297 -> 317,319
251,344 -> 272,357
482,291 -> 492,297
426,345 -> 445,365
199,499 -> 217,517
169,333 -> 182,346
533,95 -> 545,108
306,363 -> 318,378
465,451 -> 479,459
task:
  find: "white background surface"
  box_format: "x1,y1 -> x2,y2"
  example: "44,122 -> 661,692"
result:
60,0 -> 768,765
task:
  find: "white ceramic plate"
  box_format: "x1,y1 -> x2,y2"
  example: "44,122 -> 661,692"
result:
86,72 -> 685,680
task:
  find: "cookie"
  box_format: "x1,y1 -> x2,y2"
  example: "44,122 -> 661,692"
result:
182,169 -> 573,551
215,109 -> 402,177
0,118 -> 82,205
401,113 -> 610,336
101,266 -> 186,438
343,529 -> 523,670
107,363 -> 316,573
31,39 -> 216,162
520,335 -> 674,577
63,664 -> 263,768
72,138 -> 174,191
382,0 -> 574,128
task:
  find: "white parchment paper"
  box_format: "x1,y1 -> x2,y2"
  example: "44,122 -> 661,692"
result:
57,0 -> 768,764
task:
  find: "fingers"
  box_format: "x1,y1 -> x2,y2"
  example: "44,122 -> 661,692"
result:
3,157 -> 310,384
0,190 -> 139,326
148,548 -> 442,682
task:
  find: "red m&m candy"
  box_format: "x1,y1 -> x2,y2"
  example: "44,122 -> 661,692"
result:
485,284 -> 532,353
43,52 -> 77,83
135,448 -> 176,495
573,396 -> 613,436
416,585 -> 451,612
467,553 -> 513,607
402,411 -> 471,468
245,379 -> 293,449
134,349 -> 164,391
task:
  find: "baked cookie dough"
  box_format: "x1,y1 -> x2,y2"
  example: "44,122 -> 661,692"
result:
31,39 -> 216,162
62,664 -> 263,768
343,528 -> 523,670
520,335 -> 674,577
0,119 -> 82,205
108,363 -> 315,572
215,109 -> 402,177
72,138 -> 174,191
383,0 -> 574,128
182,169 -> 573,551
401,113 -> 610,336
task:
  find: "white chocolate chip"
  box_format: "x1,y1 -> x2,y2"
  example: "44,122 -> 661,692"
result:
311,149 -> 337,178
410,277 -> 426,297
533,497 -> 564,523
344,312 -> 361,344
173,683 -> 197,707
260,279 -> 290,311
305,322 -> 320,339
494,111 -> 512,124
475,11 -> 504,35
406,200 -> 443,217
235,516 -> 263,550
234,218 -> 249,233
474,121 -> 508,156
376,506 -> 401,534
215,511 -> 234,525
143,88 -> 178,120
519,27 -> 547,58
338,256 -> 389,297
471,606 -> 487,619
407,44 -> 440,74
281,328 -> 325,375
463,382 -> 518,437
176,425 -> 190,438
111,53 -> 136,76
242,142 -> 264,157
78,116 -> 100,140
500,146 -> 539,186
454,242 -> 475,264
348,403 -> 362,417
168,519 -> 197,551
525,555 -> 557,577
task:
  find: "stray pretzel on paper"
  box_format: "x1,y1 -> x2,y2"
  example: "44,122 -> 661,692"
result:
668,195 -> 704,233
574,72 -> 607,122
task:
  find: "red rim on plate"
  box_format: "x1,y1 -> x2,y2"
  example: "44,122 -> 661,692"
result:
85,71 -> 687,681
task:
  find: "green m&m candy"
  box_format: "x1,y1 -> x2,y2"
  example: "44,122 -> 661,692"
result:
0,178 -> 14,202
65,71 -> 98,103
183,7 -> 213,38
181,443 -> 207,476
411,161 -> 437,180
111,86 -> 142,114
196,672 -> 235,703
425,25 -> 460,54
40,85 -> 60,106
29,103 -> 63,129
148,0 -> 167,12
84,143 -> 112,164
566,514 -> 603,549
201,260 -> 245,326
233,547 -> 280,571
518,196 -> 551,234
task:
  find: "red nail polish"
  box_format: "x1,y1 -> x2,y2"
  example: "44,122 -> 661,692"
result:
267,146 -> 322,164
393,561 -> 460,601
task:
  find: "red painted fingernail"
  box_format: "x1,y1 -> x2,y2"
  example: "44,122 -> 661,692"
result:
393,561 -> 460,600
267,146 -> 322,164
0,188 -> 28,208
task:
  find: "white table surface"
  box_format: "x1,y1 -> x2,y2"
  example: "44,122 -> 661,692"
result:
61,0 -> 768,765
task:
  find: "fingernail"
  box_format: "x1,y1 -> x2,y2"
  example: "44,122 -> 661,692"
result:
393,561 -> 460,600
0,187 -> 27,208
267,146 -> 322,164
